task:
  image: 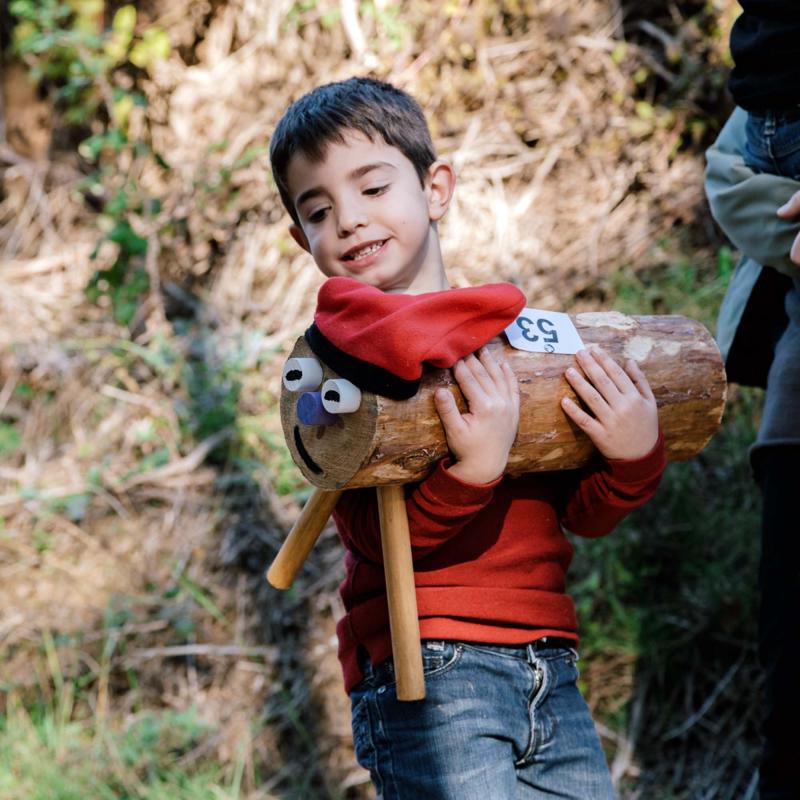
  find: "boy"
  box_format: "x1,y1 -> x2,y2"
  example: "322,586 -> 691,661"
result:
270,77 -> 665,799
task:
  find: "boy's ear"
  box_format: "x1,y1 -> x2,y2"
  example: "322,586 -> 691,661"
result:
425,160 -> 456,222
289,223 -> 311,253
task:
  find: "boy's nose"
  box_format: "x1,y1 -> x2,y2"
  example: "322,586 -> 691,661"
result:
336,206 -> 368,236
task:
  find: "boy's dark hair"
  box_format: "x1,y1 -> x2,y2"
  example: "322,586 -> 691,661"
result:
269,77 -> 437,225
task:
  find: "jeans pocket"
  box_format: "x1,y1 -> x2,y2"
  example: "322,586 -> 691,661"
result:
421,640 -> 462,678
351,696 -> 377,773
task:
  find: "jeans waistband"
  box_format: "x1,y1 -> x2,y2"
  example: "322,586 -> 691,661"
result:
748,107 -> 800,123
358,637 -> 578,685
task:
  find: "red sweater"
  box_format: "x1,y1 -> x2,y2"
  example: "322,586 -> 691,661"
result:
333,434 -> 666,692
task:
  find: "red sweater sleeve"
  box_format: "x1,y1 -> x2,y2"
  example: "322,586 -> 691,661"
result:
333,459 -> 501,563
559,429 -> 667,538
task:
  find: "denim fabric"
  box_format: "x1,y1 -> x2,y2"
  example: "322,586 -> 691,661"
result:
350,641 -> 616,799
743,109 -> 800,181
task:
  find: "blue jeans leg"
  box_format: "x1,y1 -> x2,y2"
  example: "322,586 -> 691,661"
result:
350,641 -> 617,800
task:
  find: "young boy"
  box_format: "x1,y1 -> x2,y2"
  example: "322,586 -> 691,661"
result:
269,77 -> 665,799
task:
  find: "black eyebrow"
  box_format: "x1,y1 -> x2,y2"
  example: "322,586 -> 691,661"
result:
295,161 -> 396,209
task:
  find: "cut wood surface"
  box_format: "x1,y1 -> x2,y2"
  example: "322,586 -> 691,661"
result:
281,312 -> 727,490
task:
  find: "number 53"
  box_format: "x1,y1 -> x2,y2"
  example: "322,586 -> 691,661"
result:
516,316 -> 559,351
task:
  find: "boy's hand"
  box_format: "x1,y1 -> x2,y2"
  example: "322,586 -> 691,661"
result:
561,347 -> 659,461
777,190 -> 800,265
434,348 -> 519,484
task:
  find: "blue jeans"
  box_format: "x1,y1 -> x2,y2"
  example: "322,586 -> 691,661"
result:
350,640 -> 617,799
744,109 -> 800,180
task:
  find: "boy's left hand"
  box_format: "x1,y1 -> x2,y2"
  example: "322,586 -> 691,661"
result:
561,347 -> 659,461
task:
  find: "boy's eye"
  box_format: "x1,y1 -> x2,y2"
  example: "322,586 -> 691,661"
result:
363,184 -> 389,196
307,207 -> 328,223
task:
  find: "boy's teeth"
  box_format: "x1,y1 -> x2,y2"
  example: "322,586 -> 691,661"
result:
350,241 -> 382,260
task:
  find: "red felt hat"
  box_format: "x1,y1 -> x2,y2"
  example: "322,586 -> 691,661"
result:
304,276 -> 526,399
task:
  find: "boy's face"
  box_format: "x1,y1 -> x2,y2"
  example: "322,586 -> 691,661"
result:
286,130 -> 454,294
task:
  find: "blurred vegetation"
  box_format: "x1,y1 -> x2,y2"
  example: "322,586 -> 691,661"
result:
0,0 -> 765,798
11,0 -> 170,324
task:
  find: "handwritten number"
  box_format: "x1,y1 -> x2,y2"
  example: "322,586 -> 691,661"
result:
517,316 -> 537,342
536,318 -> 558,344
516,316 -> 560,346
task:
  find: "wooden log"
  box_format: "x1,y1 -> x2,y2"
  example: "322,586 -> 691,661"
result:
266,488 -> 343,589
377,485 -> 425,701
281,312 -> 727,490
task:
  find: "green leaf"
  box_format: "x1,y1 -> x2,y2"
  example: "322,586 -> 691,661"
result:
107,220 -> 147,255
634,101 -> 655,120
718,246 -> 734,281
129,27 -> 171,70
112,5 -> 136,37
0,423 -> 21,456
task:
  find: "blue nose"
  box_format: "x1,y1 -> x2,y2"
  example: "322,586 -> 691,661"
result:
297,392 -> 339,426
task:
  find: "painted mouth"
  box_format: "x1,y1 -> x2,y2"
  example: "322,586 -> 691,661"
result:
342,239 -> 387,262
293,425 -> 323,475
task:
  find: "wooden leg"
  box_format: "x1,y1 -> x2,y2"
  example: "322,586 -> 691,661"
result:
266,489 -> 344,589
377,485 -> 425,701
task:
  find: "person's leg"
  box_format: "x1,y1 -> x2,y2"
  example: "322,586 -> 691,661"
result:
514,646 -> 617,800
350,641 -> 541,800
754,445 -> 800,800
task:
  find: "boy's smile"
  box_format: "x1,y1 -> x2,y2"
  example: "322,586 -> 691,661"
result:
286,131 -> 455,294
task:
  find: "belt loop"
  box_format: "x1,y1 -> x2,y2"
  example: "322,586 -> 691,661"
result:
525,642 -> 536,664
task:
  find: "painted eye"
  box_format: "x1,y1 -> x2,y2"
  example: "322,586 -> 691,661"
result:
321,378 -> 362,413
282,357 -> 323,392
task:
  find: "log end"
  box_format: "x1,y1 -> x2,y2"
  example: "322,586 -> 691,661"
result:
280,337 -> 379,489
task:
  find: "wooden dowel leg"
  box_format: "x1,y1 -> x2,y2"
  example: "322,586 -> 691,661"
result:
266,489 -> 344,589
377,485 -> 425,701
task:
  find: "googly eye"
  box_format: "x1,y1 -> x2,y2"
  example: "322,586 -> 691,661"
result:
283,357 -> 323,392
321,378 -> 362,413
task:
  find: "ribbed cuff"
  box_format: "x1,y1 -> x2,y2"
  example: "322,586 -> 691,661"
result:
603,428 -> 667,484
420,458 -> 502,506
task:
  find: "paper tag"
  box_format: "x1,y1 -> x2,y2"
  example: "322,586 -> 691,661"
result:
504,308 -> 585,354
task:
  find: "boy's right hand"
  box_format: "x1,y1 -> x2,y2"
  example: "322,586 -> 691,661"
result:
434,348 -> 519,485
